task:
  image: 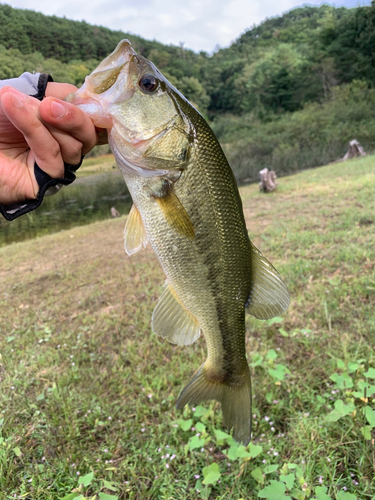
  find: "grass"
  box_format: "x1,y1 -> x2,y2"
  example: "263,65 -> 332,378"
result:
0,155 -> 374,500
77,155 -> 117,178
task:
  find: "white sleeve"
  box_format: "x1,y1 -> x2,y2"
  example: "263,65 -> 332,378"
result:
0,72 -> 52,99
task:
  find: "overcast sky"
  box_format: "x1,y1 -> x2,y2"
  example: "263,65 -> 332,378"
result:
3,0 -> 372,53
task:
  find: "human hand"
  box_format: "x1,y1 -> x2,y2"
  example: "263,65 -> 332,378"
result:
0,83 -> 103,205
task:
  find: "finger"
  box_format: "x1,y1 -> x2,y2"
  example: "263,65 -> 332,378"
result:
0,87 -> 40,113
0,150 -> 37,203
45,82 -> 78,100
40,98 -> 98,155
0,86 -> 38,140
1,90 -> 65,179
41,122 -> 84,166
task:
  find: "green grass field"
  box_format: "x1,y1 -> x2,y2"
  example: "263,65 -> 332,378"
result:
0,156 -> 374,500
77,155 -> 117,178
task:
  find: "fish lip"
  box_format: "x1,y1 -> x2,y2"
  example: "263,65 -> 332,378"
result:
67,93 -> 113,128
67,87 -> 135,129
67,50 -> 135,126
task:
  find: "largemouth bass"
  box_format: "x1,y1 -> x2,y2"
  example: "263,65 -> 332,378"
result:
67,40 -> 290,444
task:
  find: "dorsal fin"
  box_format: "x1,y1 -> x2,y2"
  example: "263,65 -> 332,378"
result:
246,242 -> 290,319
152,282 -> 200,346
124,204 -> 148,255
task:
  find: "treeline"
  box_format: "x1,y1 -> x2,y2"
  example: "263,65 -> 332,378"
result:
1,3 -> 374,116
0,3 -> 158,61
213,81 -> 375,182
0,4 -> 210,109
206,3 -> 375,116
1,3 -> 375,179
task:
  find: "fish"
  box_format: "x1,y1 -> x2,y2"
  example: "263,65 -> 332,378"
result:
67,40 -> 290,444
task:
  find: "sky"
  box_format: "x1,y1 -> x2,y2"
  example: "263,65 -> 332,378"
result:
3,0 -> 372,53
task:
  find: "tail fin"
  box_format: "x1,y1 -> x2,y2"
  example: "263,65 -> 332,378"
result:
176,363 -> 252,445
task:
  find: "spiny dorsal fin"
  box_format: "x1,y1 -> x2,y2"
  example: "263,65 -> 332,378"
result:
246,242 -> 290,319
124,204 -> 148,256
152,282 -> 200,346
154,183 -> 195,239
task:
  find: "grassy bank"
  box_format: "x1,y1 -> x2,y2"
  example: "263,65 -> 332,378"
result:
0,156 -> 374,499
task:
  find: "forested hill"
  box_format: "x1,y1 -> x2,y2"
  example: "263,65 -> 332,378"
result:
0,3 -> 213,110
0,3 -> 174,61
1,3 -> 375,116
1,2 -> 375,181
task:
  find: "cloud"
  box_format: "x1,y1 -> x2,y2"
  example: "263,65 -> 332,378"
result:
4,0 -> 372,52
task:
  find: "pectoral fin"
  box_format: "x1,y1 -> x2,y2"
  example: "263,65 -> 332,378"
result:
152,282 -> 200,346
246,242 -> 290,319
124,204 -> 148,255
154,183 -> 195,239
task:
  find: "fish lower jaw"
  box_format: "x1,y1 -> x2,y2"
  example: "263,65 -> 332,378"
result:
81,105 -> 113,128
66,92 -> 113,128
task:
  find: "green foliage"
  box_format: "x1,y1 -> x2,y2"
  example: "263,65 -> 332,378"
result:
214,80 -> 375,182
187,434 -> 205,451
258,480 -> 292,500
98,494 -> 118,500
336,492 -> 356,500
176,418 -> 193,431
314,486 -> 331,500
0,43 -> 99,85
325,400 -> 355,422
177,76 -> 210,112
0,4 -> 157,63
250,348 -> 291,383
364,368 -> 375,379
78,472 -> 94,487
325,3 -> 375,83
202,463 -> 220,485
1,3 -> 375,118
236,43 -> 308,114
2,3 -> 375,177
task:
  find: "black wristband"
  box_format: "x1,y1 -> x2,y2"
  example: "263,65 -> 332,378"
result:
31,73 -> 54,101
0,158 -> 83,221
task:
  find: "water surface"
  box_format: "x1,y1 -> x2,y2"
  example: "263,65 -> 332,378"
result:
0,170 -> 131,247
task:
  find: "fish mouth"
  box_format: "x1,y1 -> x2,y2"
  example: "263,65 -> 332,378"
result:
65,39 -> 137,128
66,81 -> 135,129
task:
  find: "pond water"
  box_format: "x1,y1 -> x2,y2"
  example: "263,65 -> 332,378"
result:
0,170 -> 132,247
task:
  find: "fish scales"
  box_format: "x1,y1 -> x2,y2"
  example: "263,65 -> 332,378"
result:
67,40 -> 290,444
125,105 -> 252,374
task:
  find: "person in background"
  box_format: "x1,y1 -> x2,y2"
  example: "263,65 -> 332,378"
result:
0,72 -> 104,221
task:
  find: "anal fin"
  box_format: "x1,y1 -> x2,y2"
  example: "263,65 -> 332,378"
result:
247,242 -> 290,319
124,204 -> 148,256
152,282 -> 200,346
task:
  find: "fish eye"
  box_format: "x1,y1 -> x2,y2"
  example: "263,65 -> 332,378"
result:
139,74 -> 159,93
